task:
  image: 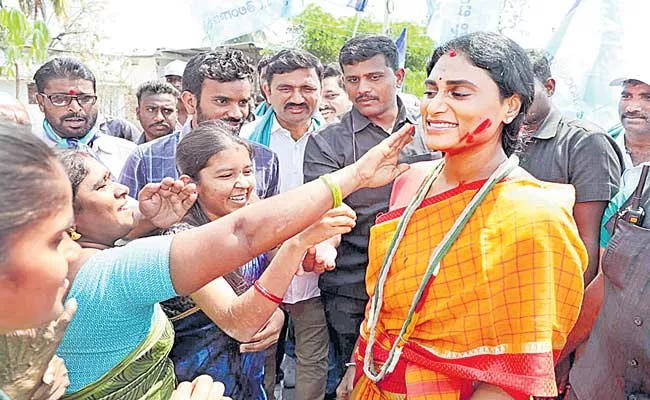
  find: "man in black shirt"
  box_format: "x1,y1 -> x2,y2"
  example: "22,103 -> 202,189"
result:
303,35 -> 437,394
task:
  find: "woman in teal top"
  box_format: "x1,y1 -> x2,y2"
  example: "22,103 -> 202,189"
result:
53,120 -> 415,398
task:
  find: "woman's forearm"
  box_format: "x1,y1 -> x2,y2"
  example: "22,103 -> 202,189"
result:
194,238 -> 307,342
171,166 -> 360,295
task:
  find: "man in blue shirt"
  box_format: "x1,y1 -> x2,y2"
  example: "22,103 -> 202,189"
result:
119,49 -> 279,200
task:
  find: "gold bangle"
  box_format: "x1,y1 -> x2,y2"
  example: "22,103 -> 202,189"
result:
320,173 -> 342,208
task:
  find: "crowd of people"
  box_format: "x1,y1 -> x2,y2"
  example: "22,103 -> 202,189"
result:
0,29 -> 648,400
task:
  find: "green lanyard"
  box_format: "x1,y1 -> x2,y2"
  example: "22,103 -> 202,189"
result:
363,155 -> 519,382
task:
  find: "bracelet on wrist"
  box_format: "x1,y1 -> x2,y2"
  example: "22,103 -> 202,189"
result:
253,280 -> 283,304
345,362 -> 356,368
319,173 -> 343,208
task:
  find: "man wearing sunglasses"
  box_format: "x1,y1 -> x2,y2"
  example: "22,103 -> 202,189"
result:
34,57 -> 137,178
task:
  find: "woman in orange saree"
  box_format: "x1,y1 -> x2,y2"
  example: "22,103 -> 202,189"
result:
349,32 -> 588,400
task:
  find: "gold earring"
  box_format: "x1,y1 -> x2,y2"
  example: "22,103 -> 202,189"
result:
67,227 -> 81,241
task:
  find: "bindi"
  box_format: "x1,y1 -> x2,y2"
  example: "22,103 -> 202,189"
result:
68,89 -> 76,95
448,49 -> 457,58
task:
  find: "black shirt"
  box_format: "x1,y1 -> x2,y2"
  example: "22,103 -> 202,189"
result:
518,107 -> 622,203
303,97 -> 439,300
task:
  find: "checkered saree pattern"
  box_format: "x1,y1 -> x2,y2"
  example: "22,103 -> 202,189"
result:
354,178 -> 587,399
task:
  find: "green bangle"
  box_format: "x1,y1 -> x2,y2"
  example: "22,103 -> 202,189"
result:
320,173 -> 342,208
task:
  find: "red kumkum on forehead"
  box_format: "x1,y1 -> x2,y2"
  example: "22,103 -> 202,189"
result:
448,49 -> 457,57
68,89 -> 76,95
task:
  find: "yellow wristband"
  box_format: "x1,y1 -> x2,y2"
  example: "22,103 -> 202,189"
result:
320,173 -> 342,208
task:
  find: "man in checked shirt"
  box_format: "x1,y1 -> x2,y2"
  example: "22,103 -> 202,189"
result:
119,49 -> 280,201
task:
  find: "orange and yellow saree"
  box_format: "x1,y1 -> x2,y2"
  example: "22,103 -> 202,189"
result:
353,158 -> 587,400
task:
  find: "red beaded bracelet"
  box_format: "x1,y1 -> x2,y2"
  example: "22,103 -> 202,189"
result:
254,280 -> 283,304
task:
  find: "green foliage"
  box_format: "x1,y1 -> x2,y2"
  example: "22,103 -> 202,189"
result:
290,4 -> 435,96
290,4 -> 350,64
18,0 -> 68,21
0,7 -> 51,77
403,68 -> 426,97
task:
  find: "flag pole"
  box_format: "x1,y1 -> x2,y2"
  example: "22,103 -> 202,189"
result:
352,10 -> 362,37
382,0 -> 392,34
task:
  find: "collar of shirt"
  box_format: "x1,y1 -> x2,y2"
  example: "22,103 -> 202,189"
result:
270,114 -> 317,141
136,131 -> 147,145
615,130 -> 635,171
178,118 -> 193,140
92,134 -> 119,155
350,96 -> 417,134
531,106 -> 563,140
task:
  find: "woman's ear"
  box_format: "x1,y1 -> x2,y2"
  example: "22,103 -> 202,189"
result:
503,94 -> 522,124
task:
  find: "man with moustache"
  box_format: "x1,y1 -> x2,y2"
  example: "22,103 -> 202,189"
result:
134,80 -> 179,144
608,72 -> 650,185
34,57 -> 136,178
319,64 -> 351,124
240,48 -> 329,400
567,71 -> 650,400
302,35 -> 437,396
119,49 -> 279,201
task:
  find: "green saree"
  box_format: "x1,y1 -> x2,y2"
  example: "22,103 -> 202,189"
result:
62,312 -> 176,400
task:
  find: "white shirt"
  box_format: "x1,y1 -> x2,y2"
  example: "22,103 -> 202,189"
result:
241,116 -> 320,304
615,130 -> 650,188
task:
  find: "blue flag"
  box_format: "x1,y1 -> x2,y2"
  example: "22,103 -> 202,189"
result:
395,27 -> 407,69
325,0 -> 367,12
347,0 -> 368,12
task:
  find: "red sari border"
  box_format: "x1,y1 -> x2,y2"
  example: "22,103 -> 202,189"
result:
377,179 -> 498,225
355,333 -> 558,399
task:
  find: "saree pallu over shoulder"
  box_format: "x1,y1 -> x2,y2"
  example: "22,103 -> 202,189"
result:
355,175 -> 587,399
62,308 -> 176,400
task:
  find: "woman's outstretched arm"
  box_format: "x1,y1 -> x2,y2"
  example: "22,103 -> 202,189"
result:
170,124 -> 414,295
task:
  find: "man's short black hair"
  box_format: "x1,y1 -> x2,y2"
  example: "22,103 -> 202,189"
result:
323,63 -> 344,89
33,57 -> 96,93
136,80 -> 179,104
265,48 -> 323,87
339,35 -> 399,71
525,49 -> 552,84
257,54 -> 274,76
182,49 -> 255,99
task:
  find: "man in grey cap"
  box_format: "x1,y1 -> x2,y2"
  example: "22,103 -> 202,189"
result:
609,72 -> 650,187
568,71 -> 650,399
163,60 -> 188,127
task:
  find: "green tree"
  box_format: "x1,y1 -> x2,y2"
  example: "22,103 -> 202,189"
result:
0,7 -> 50,97
290,5 -> 434,96
17,0 -> 67,21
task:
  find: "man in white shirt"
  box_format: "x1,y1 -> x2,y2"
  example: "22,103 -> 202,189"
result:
34,57 -> 135,179
241,48 -> 328,400
610,71 -> 650,187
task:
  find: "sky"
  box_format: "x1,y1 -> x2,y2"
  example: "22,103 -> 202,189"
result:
95,0 -> 430,53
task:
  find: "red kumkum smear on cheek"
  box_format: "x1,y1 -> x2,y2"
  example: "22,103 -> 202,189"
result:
459,118 -> 493,144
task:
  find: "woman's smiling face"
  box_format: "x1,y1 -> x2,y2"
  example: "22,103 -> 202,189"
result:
196,144 -> 255,220
421,52 -> 515,155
